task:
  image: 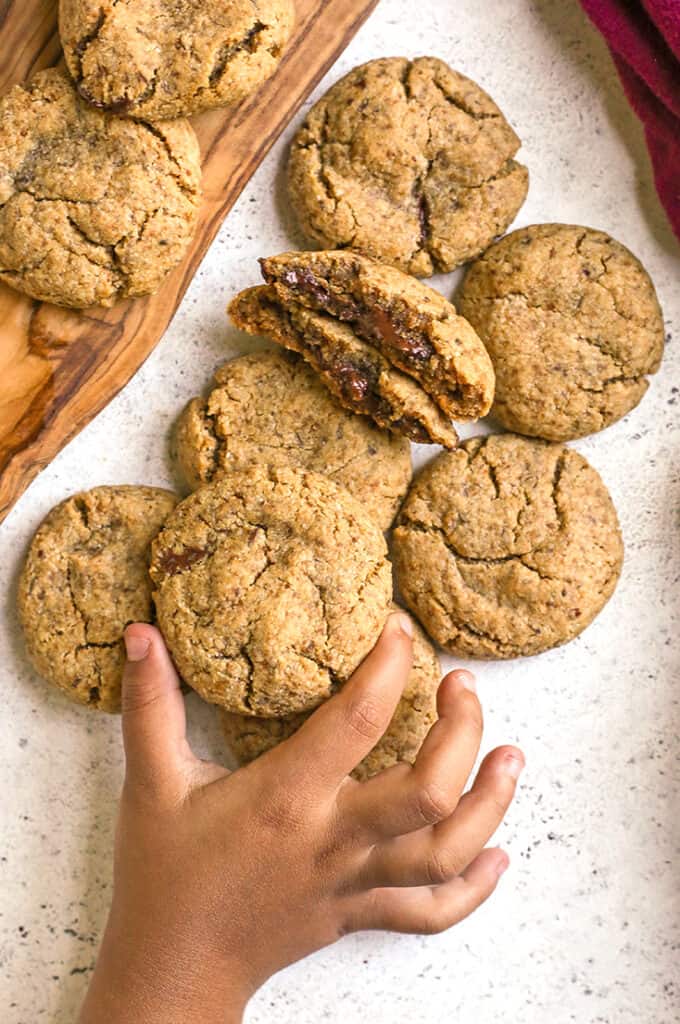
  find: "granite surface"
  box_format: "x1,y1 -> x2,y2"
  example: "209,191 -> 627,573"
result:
1,1 -> 678,1021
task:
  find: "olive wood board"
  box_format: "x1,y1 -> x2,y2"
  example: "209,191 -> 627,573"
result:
0,0 -> 380,523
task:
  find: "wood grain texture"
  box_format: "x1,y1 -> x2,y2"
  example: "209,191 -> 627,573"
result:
0,0 -> 379,523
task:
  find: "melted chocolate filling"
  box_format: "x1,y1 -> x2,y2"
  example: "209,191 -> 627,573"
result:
299,337 -> 431,444
269,266 -> 436,371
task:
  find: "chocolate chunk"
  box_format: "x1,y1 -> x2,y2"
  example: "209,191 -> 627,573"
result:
325,356 -> 377,406
268,265 -> 332,306
322,293 -> 361,321
74,12 -> 105,60
156,545 -> 208,576
265,263 -> 362,321
358,307 -> 435,365
417,194 -> 430,248
77,85 -> 134,114
391,417 -> 431,444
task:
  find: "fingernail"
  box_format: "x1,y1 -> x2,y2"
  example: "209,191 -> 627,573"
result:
394,612 -> 413,638
124,632 -> 151,663
495,851 -> 510,877
502,752 -> 525,780
455,669 -> 476,693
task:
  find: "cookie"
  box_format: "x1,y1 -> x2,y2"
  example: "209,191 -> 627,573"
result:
150,464 -> 393,716
18,486 -> 178,713
229,287 -> 460,448
219,609 -> 440,780
176,351 -> 412,530
393,434 -> 623,659
60,0 -> 295,121
458,224 -> 665,440
287,57 -> 528,276
0,69 -> 201,309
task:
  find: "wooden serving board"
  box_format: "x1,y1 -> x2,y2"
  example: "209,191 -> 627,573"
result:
0,0 -> 379,524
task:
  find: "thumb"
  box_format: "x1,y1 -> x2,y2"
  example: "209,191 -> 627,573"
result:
121,624 -> 195,796
284,612 -> 414,788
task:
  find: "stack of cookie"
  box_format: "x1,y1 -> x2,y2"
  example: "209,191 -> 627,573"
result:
0,0 -> 295,308
17,434 -> 443,778
17,53 -> 665,780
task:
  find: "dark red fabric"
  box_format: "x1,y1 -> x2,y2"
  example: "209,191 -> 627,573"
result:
580,0 -> 680,241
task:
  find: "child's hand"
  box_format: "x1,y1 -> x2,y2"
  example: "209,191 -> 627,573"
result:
79,613 -> 524,1024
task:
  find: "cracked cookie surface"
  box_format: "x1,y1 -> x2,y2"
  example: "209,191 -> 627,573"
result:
228,287 -> 460,448
458,224 -> 665,440
258,249 -> 495,422
60,0 -> 295,120
288,57 -> 528,276
219,607 -> 440,780
0,69 -> 201,308
176,350 -> 412,530
18,486 -> 178,713
150,464 -> 393,716
393,434 -> 623,659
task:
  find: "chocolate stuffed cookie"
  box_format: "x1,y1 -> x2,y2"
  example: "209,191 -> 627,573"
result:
150,464 -> 392,716
0,69 -> 201,308
458,224 -> 665,440
288,56 -> 528,275
60,0 -> 295,120
393,433 -> 623,659
229,249 -> 494,446
18,486 -> 178,713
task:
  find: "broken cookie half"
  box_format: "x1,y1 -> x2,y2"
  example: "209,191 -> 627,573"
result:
228,250 -> 495,447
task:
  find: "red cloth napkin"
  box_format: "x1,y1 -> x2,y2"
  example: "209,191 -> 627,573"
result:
580,0 -> 680,241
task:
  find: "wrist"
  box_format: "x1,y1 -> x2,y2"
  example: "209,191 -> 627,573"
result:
79,904 -> 254,1024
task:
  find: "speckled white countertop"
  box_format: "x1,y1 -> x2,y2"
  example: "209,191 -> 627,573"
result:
1,1 -> 679,1021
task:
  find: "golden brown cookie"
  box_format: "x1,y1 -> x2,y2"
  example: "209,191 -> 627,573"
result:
288,57 -> 528,275
228,287 -> 460,448
18,486 -> 178,713
60,0 -> 295,120
458,224 -> 665,440
175,350 -> 412,530
393,434 -> 623,659
0,69 -> 201,309
150,465 -> 392,716
219,609 -> 440,780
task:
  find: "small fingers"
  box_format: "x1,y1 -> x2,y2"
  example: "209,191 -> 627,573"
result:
345,847 -> 509,936
359,746 -> 524,888
121,624 -> 196,800
278,613 -> 414,788
347,670 -> 483,836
